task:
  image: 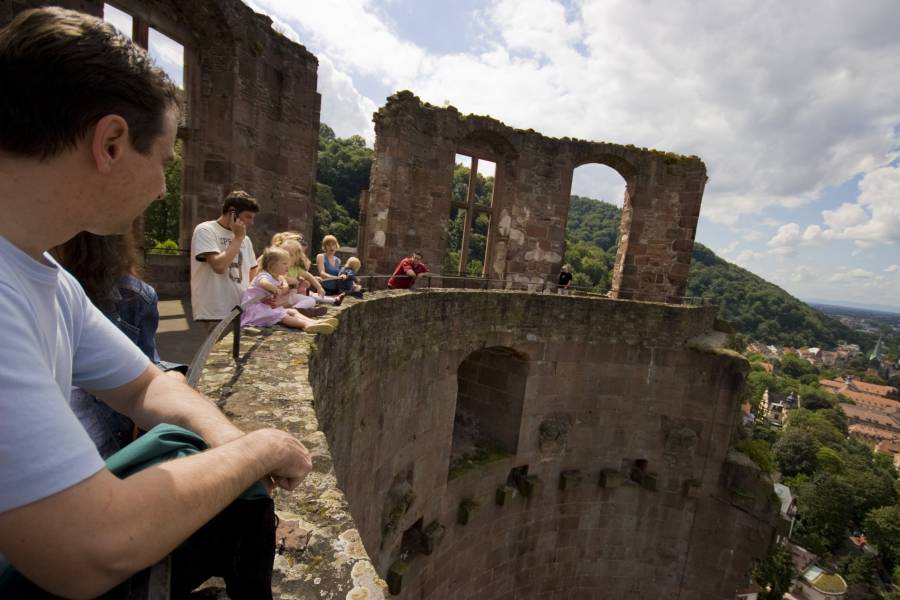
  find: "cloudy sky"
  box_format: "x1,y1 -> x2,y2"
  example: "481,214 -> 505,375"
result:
116,1 -> 900,310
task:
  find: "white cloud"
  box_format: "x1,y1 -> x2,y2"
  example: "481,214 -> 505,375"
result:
766,222 -> 823,256
735,249 -> 763,266
886,264 -> 899,273
719,240 -> 740,256
316,55 -> 378,144
242,0 -> 900,253
825,268 -> 876,284
821,164 -> 900,247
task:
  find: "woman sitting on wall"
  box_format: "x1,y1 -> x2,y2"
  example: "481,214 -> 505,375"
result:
315,234 -> 344,296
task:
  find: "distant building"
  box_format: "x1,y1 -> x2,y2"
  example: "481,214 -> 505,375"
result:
762,389 -> 799,426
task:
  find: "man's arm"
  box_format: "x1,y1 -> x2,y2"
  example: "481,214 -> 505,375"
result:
0,427 -> 310,599
200,220 -> 246,275
90,364 -> 244,447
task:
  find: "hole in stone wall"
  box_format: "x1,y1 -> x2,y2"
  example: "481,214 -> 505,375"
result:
507,465 -> 529,487
630,459 -> 648,483
449,347 -> 528,479
148,27 -> 185,89
563,163 -> 627,294
443,154 -> 495,276
102,6 -> 189,252
103,4 -> 132,38
400,518 -> 424,560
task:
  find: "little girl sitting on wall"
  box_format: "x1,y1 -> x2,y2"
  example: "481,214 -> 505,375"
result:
274,235 -> 344,309
241,246 -> 336,334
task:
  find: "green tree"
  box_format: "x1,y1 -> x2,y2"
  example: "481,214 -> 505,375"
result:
736,438 -> 776,474
865,505 -> 900,569
792,474 -> 853,554
316,123 -> 373,219
312,182 -> 358,250
752,543 -> 794,600
144,138 -> 183,248
773,428 -> 819,476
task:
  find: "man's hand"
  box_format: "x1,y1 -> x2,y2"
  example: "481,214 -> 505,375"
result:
257,429 -> 313,491
231,219 -> 246,239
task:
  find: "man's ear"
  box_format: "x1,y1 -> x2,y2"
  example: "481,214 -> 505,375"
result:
90,115 -> 130,173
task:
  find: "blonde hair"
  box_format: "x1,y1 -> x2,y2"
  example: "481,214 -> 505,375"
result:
259,246 -> 291,272
271,231 -> 303,247
322,234 -> 339,251
345,256 -> 361,271
280,238 -> 311,270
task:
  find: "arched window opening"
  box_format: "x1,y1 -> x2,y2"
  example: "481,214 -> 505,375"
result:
563,163 -> 627,294
449,347 -> 527,479
443,155 -> 495,276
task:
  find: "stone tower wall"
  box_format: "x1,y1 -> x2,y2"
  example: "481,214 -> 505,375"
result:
362,92 -> 707,303
307,291 -> 777,599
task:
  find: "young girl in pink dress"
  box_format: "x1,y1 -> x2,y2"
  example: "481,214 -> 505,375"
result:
241,246 -> 336,334
272,234 -> 344,310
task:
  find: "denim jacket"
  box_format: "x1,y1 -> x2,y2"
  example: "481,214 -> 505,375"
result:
107,274 -> 162,362
75,275 -> 186,457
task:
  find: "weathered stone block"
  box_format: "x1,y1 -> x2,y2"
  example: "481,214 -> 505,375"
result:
517,475 -> 542,498
457,498 -> 479,525
387,560 -> 410,595
639,473 -> 658,492
683,479 -> 702,498
422,521 -> 445,555
559,469 -> 583,491
496,484 -> 518,506
599,469 -> 625,488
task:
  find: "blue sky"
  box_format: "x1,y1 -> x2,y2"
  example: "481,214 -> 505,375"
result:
123,1 -> 900,309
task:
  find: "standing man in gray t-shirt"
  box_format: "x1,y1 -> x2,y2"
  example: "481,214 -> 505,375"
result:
0,8 -> 311,598
190,190 -> 260,326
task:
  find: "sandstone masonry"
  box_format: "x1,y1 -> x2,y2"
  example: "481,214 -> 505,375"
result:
359,92 -> 707,303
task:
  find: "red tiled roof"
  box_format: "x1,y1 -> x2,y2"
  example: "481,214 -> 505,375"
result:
849,424 -> 900,442
852,380 -> 898,397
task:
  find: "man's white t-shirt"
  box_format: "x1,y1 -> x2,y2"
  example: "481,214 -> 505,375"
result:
190,220 -> 256,321
0,236 -> 150,513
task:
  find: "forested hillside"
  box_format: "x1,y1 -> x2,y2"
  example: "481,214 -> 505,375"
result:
563,196 -> 866,349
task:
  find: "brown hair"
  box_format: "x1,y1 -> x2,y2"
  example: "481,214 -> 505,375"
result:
259,246 -> 291,273
51,232 -> 142,308
322,234 -> 339,251
0,7 -> 179,159
221,190 -> 260,215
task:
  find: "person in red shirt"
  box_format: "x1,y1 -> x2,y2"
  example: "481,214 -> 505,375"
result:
387,251 -> 431,289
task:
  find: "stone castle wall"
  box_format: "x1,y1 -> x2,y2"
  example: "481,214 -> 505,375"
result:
302,291 -> 776,599
360,92 -> 707,303
3,0 -> 321,252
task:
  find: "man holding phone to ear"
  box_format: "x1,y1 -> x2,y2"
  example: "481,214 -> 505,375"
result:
190,190 -> 260,328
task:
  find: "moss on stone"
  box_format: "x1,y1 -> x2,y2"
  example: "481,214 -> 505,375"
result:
448,446 -> 512,480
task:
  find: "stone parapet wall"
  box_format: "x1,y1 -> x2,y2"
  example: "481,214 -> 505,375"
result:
294,291 -> 775,598
198,291 -> 776,598
361,92 -> 707,303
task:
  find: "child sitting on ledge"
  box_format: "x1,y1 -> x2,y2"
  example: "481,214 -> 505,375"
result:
337,256 -> 364,297
275,235 -> 344,310
241,246 -> 336,334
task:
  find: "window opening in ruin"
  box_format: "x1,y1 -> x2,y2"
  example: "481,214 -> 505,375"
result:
148,28 -> 185,89
103,4 -> 132,38
399,518 -> 424,560
443,155 -> 495,276
449,347 -> 527,480
564,163 -> 627,294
